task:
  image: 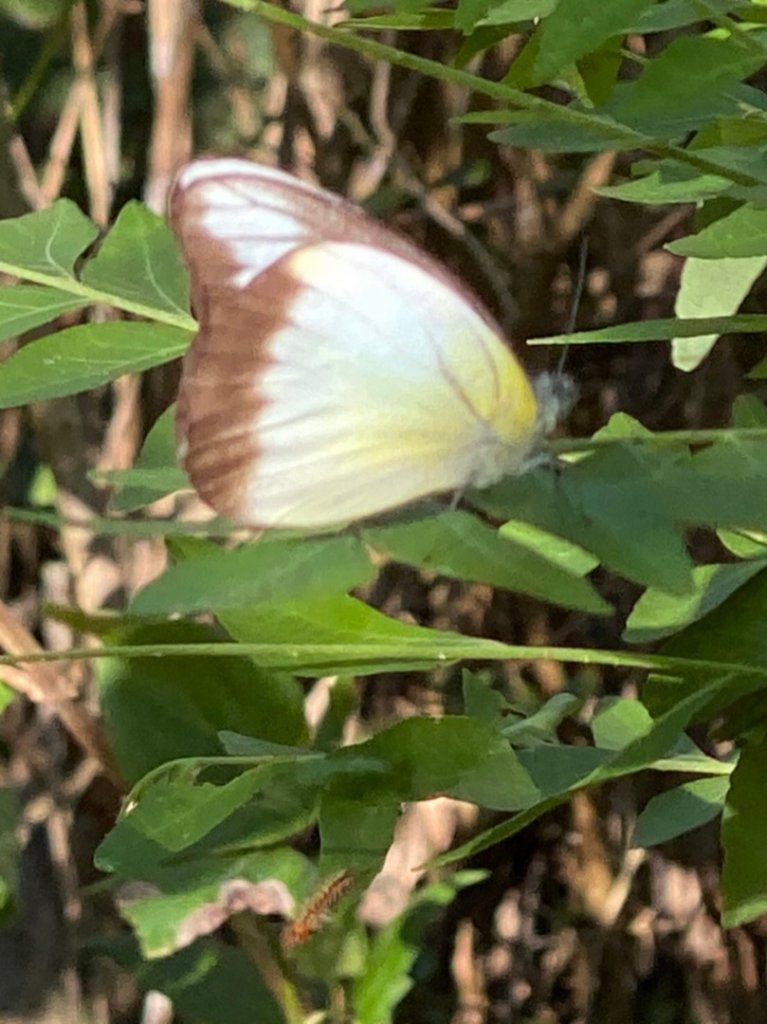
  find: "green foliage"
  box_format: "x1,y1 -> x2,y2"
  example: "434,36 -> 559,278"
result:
722,737 -> 767,926
4,0 -> 767,1020
0,787 -> 19,923
363,509 -> 610,612
634,776 -> 731,848
129,535 -> 376,616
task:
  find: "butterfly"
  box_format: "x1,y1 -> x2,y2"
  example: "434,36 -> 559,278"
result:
170,158 -> 572,530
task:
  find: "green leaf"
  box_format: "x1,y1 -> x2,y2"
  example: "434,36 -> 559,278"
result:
603,36 -> 763,138
591,696 -> 653,750
0,322 -> 192,408
220,594 -> 491,675
533,313 -> 767,345
324,715 -> 543,831
628,0 -> 743,32
519,746 -> 609,795
363,509 -> 610,613
672,256 -> 767,371
718,527 -> 767,559
99,752 -> 340,877
685,144 -> 767,189
750,357 -> 767,380
722,738 -> 767,926
319,797 -> 401,876
597,163 -> 733,204
634,776 -> 729,848
473,449 -> 693,595
556,446 -> 693,594
518,0 -> 655,87
353,878 -> 470,1024
51,601 -> 519,674
501,692 -> 582,746
454,0 -> 491,30
0,285 -> 87,343
664,439 -> 767,533
99,621 -> 306,783
81,202 -> 190,317
0,682 -> 13,715
477,0 -> 554,25
119,768 -> 273,853
488,110 -> 640,153
140,945 -> 285,1024
94,468 -> 191,510
669,204 -> 767,259
660,563 -> 767,671
625,560 -> 767,644
449,742 -> 542,810
731,395 -> 767,429
108,405 -> 189,512
346,9 -> 456,28
433,679 -> 728,867
0,199 -> 98,279
577,36 -> 622,106
498,520 -> 598,576
462,671 -> 510,727
0,787 -> 19,916
130,535 -> 375,615
481,435 -> 767,593
114,847 -> 308,957
643,557 -> 767,723
329,716 -> 506,802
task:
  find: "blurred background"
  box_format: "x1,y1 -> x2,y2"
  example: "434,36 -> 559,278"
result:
0,1 -> 764,1022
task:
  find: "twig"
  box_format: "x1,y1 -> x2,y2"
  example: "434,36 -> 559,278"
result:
0,601 -> 124,788
144,0 -> 194,212
70,0 -> 111,225
555,151 -> 617,247
40,2 -> 128,206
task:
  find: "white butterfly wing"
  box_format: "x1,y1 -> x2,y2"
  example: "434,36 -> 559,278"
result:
172,160 -> 541,529
171,158 -> 443,288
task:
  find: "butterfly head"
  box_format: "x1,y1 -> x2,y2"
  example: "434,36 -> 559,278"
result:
533,370 -> 578,437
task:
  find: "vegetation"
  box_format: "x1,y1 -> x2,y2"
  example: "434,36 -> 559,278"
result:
2,0 -> 767,1021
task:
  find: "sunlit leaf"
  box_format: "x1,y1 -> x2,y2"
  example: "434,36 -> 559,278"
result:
669,204 -> 767,259
81,202 -> 190,317
625,561 -> 767,644
672,256 -> 767,371
0,200 -> 97,279
0,322 -> 191,408
0,285 -> 86,343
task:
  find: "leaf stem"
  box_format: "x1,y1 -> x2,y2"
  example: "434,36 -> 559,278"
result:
0,640 -> 765,683
0,260 -> 196,331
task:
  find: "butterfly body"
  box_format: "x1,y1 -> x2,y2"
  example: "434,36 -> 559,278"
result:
171,158 -> 562,529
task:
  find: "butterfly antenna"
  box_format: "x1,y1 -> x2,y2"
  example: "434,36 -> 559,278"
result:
558,235 -> 589,377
